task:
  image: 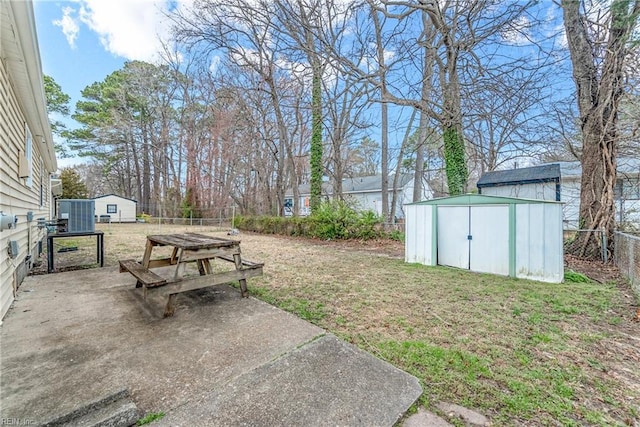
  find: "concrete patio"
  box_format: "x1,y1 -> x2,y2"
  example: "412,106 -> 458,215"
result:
0,266 -> 422,426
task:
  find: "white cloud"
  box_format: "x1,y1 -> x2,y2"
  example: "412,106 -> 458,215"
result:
53,6 -> 80,49
501,15 -> 532,46
78,0 -> 171,62
51,0 -> 189,62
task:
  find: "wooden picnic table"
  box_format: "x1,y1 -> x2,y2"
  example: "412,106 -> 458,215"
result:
119,233 -> 263,317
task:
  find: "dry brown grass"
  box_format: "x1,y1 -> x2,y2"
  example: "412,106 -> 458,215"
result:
34,223 -> 640,426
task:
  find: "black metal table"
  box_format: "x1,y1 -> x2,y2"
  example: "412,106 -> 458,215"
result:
47,231 -> 104,273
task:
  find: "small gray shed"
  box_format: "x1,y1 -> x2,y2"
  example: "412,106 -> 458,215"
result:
405,194 -> 564,283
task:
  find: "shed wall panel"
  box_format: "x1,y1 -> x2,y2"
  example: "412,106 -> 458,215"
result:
515,204 -> 563,283
404,204 -> 433,265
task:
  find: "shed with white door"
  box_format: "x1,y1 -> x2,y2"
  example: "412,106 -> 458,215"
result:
405,194 -> 564,283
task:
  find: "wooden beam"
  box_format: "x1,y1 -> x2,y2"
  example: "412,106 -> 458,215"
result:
157,266 -> 263,297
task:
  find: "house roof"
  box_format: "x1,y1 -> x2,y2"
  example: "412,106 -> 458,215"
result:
285,174 -> 414,197
544,158 -> 640,178
1,0 -> 56,172
477,164 -> 560,188
93,194 -> 138,203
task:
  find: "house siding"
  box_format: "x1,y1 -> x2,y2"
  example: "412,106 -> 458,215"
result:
94,195 -> 137,222
480,182 -> 557,202
0,56 -> 51,319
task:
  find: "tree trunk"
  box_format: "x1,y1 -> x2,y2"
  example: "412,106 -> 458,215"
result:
562,0 -> 640,256
413,11 -> 436,202
309,55 -> 323,214
370,3 -> 389,220
391,108 -> 417,221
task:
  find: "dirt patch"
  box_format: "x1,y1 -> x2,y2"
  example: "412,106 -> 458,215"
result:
271,234 -> 405,258
564,254 -> 622,284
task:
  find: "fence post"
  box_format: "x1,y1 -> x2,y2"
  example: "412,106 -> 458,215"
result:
601,231 -> 608,263
629,235 -> 634,281
190,212 -> 193,226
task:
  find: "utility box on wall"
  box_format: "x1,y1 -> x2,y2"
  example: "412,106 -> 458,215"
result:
57,199 -> 95,233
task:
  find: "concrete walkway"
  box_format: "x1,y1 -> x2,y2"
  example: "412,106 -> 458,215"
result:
1,266 -> 421,426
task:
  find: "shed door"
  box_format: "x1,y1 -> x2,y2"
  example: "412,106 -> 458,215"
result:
469,206 -> 509,276
437,206 -> 470,269
437,205 -> 510,275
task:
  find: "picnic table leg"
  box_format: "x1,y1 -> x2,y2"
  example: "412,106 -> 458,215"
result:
141,239 -> 154,268
173,249 -> 185,281
196,259 -> 206,276
164,294 -> 177,317
203,259 -> 212,274
233,253 -> 249,298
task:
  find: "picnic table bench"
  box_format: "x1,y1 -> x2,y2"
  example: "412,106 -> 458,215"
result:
119,233 -> 263,317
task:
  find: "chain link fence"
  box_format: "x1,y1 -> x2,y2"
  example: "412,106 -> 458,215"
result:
98,216 -> 234,234
563,229 -> 608,262
614,231 -> 640,299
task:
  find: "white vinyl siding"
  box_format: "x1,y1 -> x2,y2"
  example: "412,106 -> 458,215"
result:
0,56 -> 51,319
94,195 -> 137,222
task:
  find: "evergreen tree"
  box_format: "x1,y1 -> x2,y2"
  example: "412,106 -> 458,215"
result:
60,167 -> 89,199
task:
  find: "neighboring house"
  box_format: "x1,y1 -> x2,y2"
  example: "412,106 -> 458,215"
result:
477,164 -> 561,201
477,159 -> 640,228
93,194 -> 137,223
284,174 -> 432,218
0,0 -> 58,319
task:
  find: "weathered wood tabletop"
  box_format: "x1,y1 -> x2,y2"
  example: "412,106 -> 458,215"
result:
145,233 -> 239,250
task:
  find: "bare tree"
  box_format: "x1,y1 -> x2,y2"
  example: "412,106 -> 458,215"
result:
562,0 -> 640,254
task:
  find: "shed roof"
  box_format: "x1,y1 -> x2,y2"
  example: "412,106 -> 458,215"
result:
477,164 -> 560,188
93,194 -> 138,203
406,194 -> 561,206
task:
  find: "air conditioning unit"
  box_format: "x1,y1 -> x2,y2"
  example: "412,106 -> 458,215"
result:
57,199 -> 95,233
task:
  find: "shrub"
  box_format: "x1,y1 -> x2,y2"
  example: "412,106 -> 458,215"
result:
388,229 -> 405,242
233,201 -> 385,240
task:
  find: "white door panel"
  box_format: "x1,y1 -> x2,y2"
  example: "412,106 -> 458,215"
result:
437,206 -> 469,269
469,206 -> 509,275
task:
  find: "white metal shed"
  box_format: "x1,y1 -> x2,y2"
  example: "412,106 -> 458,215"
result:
405,194 -> 564,283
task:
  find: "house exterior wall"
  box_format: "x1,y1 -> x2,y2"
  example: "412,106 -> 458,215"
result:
0,58 -> 51,319
480,182 -> 556,201
285,181 -> 432,218
94,195 -> 137,222
1,0 -> 57,319
559,178 -> 581,229
479,179 -> 583,230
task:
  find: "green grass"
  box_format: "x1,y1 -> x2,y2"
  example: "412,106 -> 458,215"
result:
564,269 -> 590,283
247,250 -> 635,426
136,411 -> 165,425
